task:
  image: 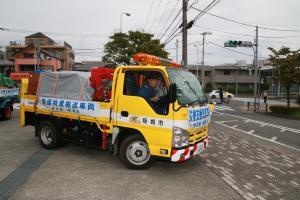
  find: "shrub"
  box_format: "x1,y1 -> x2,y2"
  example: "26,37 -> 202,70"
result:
269,105 -> 300,115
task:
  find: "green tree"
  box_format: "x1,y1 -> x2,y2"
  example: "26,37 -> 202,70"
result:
102,31 -> 168,66
268,47 -> 300,107
260,82 -> 269,92
204,82 -> 213,93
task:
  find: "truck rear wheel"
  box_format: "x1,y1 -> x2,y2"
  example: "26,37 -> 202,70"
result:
38,120 -> 61,149
2,105 -> 12,120
119,135 -> 155,170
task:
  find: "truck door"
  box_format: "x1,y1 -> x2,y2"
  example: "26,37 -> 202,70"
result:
115,69 -> 173,157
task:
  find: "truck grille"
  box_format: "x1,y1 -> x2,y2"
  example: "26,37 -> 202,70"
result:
189,128 -> 207,145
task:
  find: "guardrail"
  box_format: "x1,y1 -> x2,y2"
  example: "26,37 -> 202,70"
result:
247,101 -> 268,112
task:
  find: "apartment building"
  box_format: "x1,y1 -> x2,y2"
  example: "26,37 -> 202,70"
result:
0,50 -> 14,75
6,32 -> 74,71
188,64 -> 259,92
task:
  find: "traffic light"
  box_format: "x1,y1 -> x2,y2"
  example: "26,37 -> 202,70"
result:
224,40 -> 253,48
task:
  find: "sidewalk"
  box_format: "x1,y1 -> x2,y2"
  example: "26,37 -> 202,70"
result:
233,98 -> 299,112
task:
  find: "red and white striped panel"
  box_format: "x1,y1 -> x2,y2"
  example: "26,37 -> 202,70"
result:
171,138 -> 208,163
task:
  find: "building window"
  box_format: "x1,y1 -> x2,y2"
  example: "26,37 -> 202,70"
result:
224,70 -> 231,75
205,71 -> 211,76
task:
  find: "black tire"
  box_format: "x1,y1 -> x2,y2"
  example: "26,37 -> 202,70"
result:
37,120 -> 61,149
119,134 -> 155,170
2,104 -> 12,120
211,95 -> 216,99
227,95 -> 232,99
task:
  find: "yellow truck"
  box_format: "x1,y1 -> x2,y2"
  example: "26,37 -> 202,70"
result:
20,53 -> 213,169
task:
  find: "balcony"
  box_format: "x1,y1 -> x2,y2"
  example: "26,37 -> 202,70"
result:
8,40 -> 68,47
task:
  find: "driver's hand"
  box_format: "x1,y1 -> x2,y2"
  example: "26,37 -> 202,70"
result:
150,96 -> 160,102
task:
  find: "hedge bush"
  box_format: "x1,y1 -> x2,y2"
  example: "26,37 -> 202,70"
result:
269,105 -> 300,115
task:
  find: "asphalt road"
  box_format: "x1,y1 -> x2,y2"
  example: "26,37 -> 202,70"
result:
0,111 -> 241,200
0,106 -> 299,200
213,100 -> 300,151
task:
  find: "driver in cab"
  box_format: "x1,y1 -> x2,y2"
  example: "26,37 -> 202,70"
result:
138,73 -> 167,114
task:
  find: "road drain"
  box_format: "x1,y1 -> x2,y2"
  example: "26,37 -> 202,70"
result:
0,149 -> 55,200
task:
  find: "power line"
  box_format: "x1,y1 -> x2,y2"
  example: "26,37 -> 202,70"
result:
164,30 -> 181,45
208,42 -> 254,57
144,0 -> 154,31
157,0 -> 180,38
192,0 -> 220,22
154,0 -> 171,37
191,6 -> 255,28
162,0 -> 201,42
148,0 -> 162,33
191,7 -> 300,32
0,27 -> 108,37
159,7 -> 182,40
164,0 -> 220,45
193,25 -> 300,38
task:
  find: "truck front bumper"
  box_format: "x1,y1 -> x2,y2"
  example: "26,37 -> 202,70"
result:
170,138 -> 208,163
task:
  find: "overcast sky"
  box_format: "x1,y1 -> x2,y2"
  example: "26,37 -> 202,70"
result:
1,0 -> 300,65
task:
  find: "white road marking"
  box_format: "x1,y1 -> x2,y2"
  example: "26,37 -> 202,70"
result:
270,136 -> 277,141
214,105 -> 235,111
214,111 -> 300,134
215,120 -> 300,152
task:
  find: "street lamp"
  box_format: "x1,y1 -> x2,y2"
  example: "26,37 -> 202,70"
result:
200,32 -> 212,86
120,12 -> 131,33
194,44 -> 199,79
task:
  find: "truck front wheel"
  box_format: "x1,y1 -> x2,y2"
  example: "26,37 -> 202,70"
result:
37,120 -> 61,149
119,135 -> 155,169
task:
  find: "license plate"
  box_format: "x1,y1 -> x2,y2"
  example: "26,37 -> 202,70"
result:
194,142 -> 204,155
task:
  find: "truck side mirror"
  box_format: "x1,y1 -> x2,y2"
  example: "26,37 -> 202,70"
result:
168,83 -> 177,103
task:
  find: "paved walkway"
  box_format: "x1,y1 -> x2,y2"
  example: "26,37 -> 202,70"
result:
203,122 -> 300,200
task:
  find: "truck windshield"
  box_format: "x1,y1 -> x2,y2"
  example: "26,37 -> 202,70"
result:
167,68 -> 207,105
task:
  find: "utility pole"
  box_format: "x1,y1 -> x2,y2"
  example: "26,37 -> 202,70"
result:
254,26 -> 258,111
182,0 -> 188,68
194,44 -> 199,78
200,32 -> 211,86
175,39 -> 179,63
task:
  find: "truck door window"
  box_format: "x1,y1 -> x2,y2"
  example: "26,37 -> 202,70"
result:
123,70 -> 168,115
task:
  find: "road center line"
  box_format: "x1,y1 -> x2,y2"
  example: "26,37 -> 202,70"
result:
215,121 -> 300,152
214,111 -> 300,134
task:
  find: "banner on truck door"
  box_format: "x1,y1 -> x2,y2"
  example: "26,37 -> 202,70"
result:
188,105 -> 211,128
0,88 -> 19,98
37,97 -> 109,117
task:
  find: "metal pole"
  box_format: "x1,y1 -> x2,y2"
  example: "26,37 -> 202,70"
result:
120,13 -> 123,32
175,39 -> 179,63
182,0 -> 188,68
120,12 -> 131,33
254,26 -> 258,112
34,46 -> 37,71
235,65 -> 238,97
194,44 -> 199,78
201,34 -> 205,86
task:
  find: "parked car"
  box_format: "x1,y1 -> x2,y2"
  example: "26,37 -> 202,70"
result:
208,90 -> 234,99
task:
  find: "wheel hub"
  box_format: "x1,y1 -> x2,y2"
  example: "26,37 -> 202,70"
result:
41,126 -> 53,145
135,150 -> 143,157
126,141 -> 150,165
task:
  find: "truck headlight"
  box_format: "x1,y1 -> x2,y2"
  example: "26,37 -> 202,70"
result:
172,126 -> 189,148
